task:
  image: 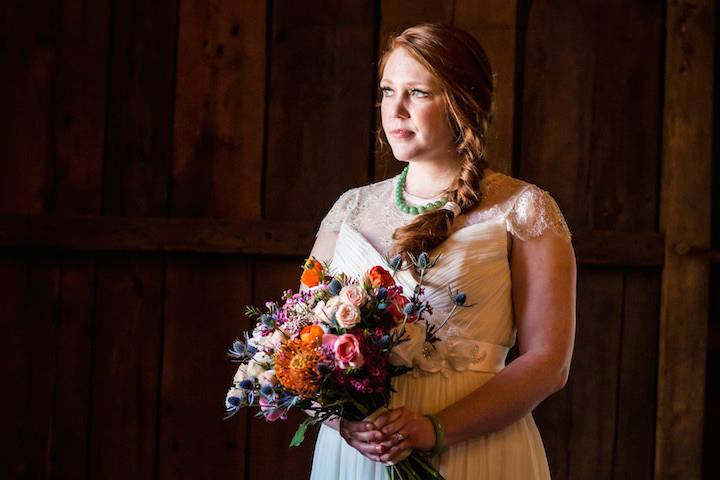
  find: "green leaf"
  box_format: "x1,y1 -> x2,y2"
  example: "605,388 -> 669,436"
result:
289,418 -> 312,447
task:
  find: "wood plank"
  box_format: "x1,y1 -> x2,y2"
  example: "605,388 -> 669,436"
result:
519,0 -> 596,229
0,215 -> 317,255
100,0 -> 177,217
613,269 -> 660,479
0,2 -> 58,215
264,1 -> 374,222
0,256 -> 60,479
47,0 -> 109,476
53,0 -> 109,216
88,0 -> 179,477
247,257 -> 317,478
160,2 -> 266,477
0,256 -> 31,478
89,254 -> 164,479
159,255 -> 252,479
0,216 -> 666,265
656,1 -> 714,478
566,267 -> 624,479
453,0 -> 517,175
170,0 -> 266,219
588,1 -> 663,231
48,257 -> 96,478
375,1 -> 454,181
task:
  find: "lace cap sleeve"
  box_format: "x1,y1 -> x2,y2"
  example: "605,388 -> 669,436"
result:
317,188 -> 359,236
507,185 -> 572,242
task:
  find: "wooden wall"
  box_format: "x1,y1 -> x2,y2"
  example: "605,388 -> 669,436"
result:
0,1 -> 714,479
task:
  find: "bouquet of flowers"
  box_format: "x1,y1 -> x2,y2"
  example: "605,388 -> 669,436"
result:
225,253 -> 471,479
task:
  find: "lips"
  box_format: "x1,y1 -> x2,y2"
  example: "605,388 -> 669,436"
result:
389,129 -> 414,139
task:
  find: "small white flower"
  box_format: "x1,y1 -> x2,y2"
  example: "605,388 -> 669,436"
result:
233,364 -> 249,384
253,351 -> 272,365
336,303 -> 361,329
339,285 -> 368,308
246,359 -> 266,378
257,369 -> 277,387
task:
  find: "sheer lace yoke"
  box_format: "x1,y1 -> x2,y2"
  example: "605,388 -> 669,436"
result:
318,171 -> 572,258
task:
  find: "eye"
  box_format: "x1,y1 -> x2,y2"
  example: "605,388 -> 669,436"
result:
410,89 -> 430,98
380,87 -> 394,97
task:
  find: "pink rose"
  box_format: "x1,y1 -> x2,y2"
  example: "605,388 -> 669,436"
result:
259,395 -> 285,422
333,333 -> 365,369
336,303 -> 361,329
339,285 -> 368,308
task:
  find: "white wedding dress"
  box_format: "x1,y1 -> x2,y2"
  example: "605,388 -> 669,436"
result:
309,171 -> 571,479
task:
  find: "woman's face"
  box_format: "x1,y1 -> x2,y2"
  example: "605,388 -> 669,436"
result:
380,47 -> 456,163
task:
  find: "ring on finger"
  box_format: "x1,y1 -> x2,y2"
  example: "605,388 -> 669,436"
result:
394,432 -> 405,444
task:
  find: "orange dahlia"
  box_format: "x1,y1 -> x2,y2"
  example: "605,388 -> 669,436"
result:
274,339 -> 322,397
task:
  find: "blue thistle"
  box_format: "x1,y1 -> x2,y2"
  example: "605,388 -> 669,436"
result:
377,287 -> 388,301
390,255 -> 403,271
328,279 -> 342,295
418,252 -> 429,269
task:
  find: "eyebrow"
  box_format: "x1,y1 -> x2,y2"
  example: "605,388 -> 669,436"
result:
379,80 -> 432,88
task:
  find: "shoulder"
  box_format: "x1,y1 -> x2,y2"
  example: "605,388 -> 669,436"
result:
330,176 -> 395,210
317,176 -> 395,234
500,175 -> 572,243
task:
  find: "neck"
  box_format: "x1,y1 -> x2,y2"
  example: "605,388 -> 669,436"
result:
403,159 -> 462,199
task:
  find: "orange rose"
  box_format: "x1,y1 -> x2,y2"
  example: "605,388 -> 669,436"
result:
300,325 -> 324,346
300,257 -> 324,287
368,266 -> 395,288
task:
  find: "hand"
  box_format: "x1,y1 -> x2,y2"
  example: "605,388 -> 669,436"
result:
339,417 -> 390,462
372,406 -> 437,463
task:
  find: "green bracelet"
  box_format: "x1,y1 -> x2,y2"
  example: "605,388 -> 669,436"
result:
424,414 -> 445,457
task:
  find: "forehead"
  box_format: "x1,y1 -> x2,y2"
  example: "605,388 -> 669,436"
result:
381,48 -> 438,86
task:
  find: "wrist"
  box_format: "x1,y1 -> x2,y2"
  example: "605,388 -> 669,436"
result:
423,414 -> 445,457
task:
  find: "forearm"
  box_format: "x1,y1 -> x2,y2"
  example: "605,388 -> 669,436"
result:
436,351 -> 567,447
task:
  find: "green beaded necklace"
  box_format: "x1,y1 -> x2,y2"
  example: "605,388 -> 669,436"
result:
395,166 -> 449,215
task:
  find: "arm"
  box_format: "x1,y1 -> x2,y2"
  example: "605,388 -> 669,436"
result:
376,229 -> 577,458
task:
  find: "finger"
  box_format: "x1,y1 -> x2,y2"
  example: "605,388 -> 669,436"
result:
348,429 -> 385,444
380,442 -> 413,463
345,419 -> 376,433
380,416 -> 408,437
350,439 -> 389,457
373,408 -> 405,430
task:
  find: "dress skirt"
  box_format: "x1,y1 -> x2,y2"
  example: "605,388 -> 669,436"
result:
310,369 -> 551,479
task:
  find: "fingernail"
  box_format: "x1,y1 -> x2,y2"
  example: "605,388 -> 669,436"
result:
365,423 -> 373,431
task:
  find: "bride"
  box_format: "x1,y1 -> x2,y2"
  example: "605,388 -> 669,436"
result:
304,23 -> 576,479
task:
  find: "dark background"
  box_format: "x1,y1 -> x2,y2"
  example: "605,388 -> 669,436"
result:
0,1 -> 716,479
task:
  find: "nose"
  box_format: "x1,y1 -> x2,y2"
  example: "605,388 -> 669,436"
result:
388,94 -> 410,119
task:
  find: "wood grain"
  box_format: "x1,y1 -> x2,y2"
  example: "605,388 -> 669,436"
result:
656,1 -> 714,478
159,255 -> 252,479
264,1 -> 375,221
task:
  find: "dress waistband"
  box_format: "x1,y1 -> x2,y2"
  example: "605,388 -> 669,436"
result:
389,331 -> 510,376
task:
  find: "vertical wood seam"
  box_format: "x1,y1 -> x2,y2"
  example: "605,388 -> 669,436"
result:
610,269 -> 628,478
260,0 -> 274,221
512,0 -> 531,178
100,0 -> 118,217
84,258 -> 101,480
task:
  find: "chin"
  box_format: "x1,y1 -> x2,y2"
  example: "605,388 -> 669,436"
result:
389,145 -> 422,162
